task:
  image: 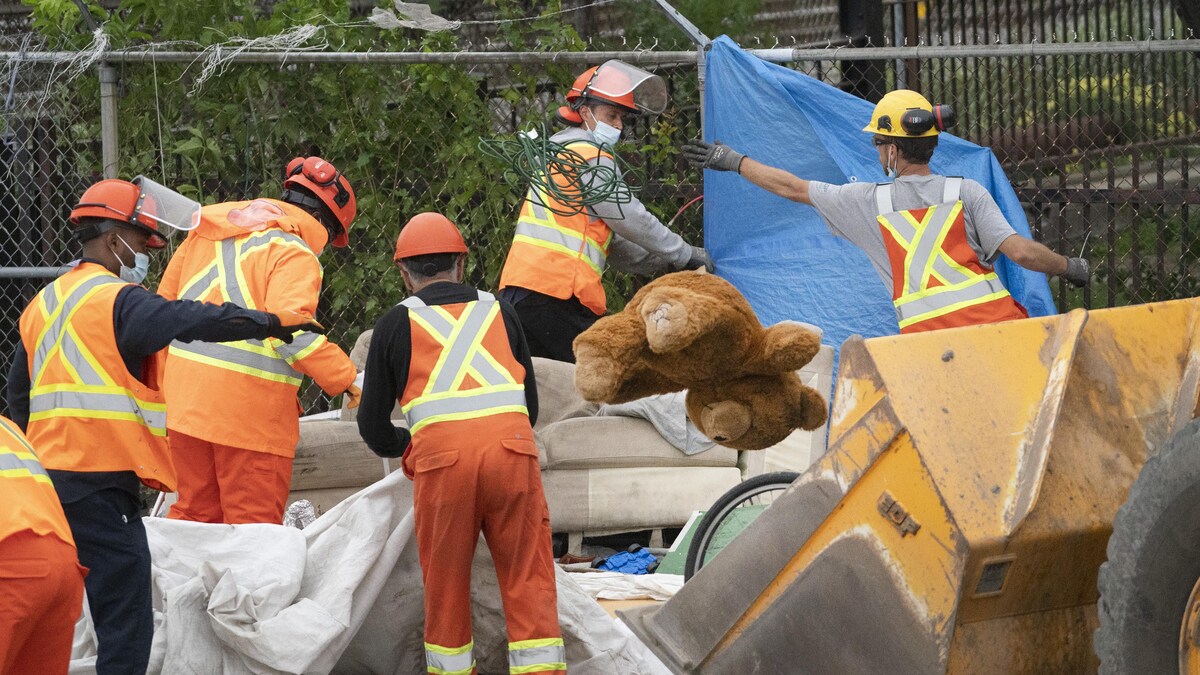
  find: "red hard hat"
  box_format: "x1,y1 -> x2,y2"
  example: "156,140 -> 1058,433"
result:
69,179 -> 166,248
561,64 -> 638,118
393,212 -> 468,261
282,156 -> 356,247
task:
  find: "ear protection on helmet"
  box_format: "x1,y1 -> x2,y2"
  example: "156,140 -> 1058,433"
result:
897,105 -> 957,136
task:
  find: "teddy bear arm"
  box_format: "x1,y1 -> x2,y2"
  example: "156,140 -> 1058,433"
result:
606,365 -> 685,403
746,323 -> 823,374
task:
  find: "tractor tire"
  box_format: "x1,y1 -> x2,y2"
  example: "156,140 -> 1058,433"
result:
684,471 -> 800,581
1095,418 -> 1200,674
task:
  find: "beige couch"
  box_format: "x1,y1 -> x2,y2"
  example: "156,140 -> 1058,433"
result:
288,331 -> 834,552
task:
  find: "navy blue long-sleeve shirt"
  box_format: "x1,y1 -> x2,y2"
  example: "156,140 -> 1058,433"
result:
6,259 -> 283,502
357,281 -> 538,459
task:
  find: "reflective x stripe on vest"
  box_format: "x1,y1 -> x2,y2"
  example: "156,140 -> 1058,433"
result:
401,291 -> 528,435
875,178 -> 1014,330
425,640 -> 474,675
508,638 -> 566,674
168,231 -> 324,386
28,272 -> 167,436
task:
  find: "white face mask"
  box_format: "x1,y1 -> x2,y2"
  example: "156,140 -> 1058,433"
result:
884,148 -> 898,179
584,108 -> 622,147
112,234 -> 150,285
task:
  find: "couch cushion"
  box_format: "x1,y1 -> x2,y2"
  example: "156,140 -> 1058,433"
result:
542,466 -> 742,533
293,420 -> 401,491
531,356 -> 584,430
537,417 -> 738,470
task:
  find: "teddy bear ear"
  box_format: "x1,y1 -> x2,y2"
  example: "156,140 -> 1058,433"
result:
793,386 -> 829,431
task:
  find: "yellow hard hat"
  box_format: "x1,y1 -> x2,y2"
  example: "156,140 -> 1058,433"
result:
863,89 -> 940,138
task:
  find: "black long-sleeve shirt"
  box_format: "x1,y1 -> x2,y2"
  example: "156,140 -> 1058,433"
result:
5,259 -> 283,502
357,281 -> 538,459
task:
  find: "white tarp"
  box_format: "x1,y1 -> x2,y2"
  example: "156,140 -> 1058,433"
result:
69,471 -> 670,674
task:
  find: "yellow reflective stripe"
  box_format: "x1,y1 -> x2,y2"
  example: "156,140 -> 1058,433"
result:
400,383 -> 526,413
28,408 -> 169,436
898,289 -> 1012,329
409,404 -> 529,435
178,258 -> 220,300
409,311 -> 451,349
422,304 -> 472,398
899,207 -> 935,295
512,234 -> 604,276
168,345 -> 303,386
0,418 -> 36,454
428,667 -> 474,675
231,239 -> 259,310
509,638 -> 563,651
875,214 -> 911,248
0,468 -> 54,484
894,272 -> 1002,307
284,333 -> 326,363
425,641 -> 474,656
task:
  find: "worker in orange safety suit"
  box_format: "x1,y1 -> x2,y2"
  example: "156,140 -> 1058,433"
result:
0,415 -> 84,675
357,213 -> 564,674
5,176 -> 323,674
159,156 -> 362,525
498,60 -> 713,362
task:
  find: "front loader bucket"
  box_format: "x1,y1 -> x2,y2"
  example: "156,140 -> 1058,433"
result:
623,300 -> 1200,673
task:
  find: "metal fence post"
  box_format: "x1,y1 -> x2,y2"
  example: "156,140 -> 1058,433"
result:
649,0 -> 711,137
99,63 -> 118,178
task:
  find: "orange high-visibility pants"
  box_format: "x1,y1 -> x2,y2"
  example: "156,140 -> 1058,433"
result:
412,437 -> 565,675
167,431 -> 293,524
0,531 -> 86,675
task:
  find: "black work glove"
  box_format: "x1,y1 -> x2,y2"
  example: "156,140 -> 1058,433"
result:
682,139 -> 746,173
680,245 -> 715,273
265,311 -> 326,344
1064,257 -> 1090,288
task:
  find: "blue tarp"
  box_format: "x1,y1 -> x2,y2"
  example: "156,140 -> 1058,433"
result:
703,36 -> 1056,350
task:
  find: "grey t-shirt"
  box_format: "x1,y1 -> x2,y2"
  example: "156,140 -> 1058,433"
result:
808,175 -> 1018,291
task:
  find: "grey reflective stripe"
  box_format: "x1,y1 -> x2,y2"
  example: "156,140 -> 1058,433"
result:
880,205 -> 972,289
410,305 -> 454,337
43,283 -> 60,317
178,265 -> 219,301
30,389 -> 166,432
509,644 -> 566,670
169,339 -> 300,379
425,649 -> 474,674
929,255 -> 972,287
0,452 -> 49,478
400,296 -> 426,309
896,274 -> 1009,323
477,290 -> 495,301
875,183 -> 893,215
526,188 -> 551,221
427,302 -> 495,392
406,388 -> 528,428
274,331 -> 322,360
943,176 -> 963,203
239,229 -> 309,254
60,333 -> 107,386
514,220 -> 607,270
220,239 -> 251,307
879,208 -> 917,242
32,274 -> 123,378
902,204 -> 960,295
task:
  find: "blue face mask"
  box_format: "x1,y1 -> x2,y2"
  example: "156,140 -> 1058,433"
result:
584,108 -> 622,147
113,234 -> 150,285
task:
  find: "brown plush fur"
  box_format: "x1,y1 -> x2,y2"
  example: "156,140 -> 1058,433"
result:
573,271 -> 828,450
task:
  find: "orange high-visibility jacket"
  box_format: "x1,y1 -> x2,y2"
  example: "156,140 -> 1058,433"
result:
0,415 -> 76,547
397,291 -> 533,477
498,142 -> 615,315
158,199 -> 356,456
875,178 -> 1028,334
19,263 -> 175,491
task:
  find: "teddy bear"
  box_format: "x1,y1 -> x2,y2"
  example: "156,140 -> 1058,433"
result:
572,270 -> 828,450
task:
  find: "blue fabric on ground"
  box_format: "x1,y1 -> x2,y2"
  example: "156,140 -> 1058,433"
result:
597,548 -> 658,575
702,36 -> 1056,351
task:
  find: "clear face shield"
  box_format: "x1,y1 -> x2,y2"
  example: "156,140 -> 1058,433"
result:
130,175 -> 202,242
588,60 -> 669,116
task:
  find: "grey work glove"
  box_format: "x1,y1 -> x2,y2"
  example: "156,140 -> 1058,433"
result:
682,139 -> 745,173
1064,257 -> 1090,288
681,245 -> 715,273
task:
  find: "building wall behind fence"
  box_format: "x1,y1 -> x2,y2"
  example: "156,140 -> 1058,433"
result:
2,38 -> 1197,414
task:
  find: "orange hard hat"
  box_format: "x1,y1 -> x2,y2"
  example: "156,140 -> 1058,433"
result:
282,156 -> 356,247
393,212 -> 468,261
558,60 -> 668,124
69,179 -> 167,248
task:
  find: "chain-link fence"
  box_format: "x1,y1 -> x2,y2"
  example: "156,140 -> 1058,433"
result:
2,34 -> 1198,413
